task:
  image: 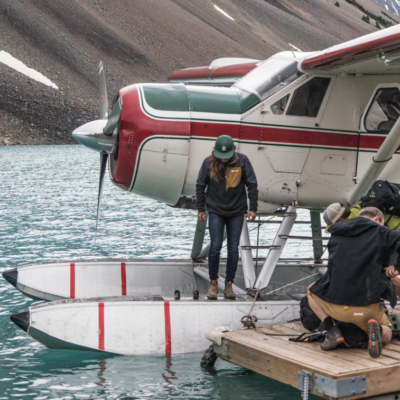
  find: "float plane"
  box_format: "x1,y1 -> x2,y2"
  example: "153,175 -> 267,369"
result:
5,25 -> 400,355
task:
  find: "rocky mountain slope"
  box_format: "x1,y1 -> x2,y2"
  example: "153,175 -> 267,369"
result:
1,0 -> 400,145
373,0 -> 400,17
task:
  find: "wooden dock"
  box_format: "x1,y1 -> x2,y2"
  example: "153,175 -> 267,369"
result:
213,319 -> 400,400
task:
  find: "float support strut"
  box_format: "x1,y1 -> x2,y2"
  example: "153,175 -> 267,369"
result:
253,206 -> 297,290
239,217 -> 256,289
310,211 -> 323,263
191,212 -> 208,261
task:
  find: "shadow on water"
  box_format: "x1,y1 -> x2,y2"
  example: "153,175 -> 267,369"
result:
0,145 -> 318,399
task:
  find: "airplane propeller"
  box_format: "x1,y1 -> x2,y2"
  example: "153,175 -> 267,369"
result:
72,62 -> 123,240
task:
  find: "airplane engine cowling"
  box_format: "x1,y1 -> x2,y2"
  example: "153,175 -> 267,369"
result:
111,84 -> 191,206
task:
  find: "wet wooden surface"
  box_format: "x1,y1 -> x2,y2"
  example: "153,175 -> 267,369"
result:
215,316 -> 400,400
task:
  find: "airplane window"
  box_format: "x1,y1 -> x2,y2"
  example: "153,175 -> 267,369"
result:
234,57 -> 302,101
270,94 -> 290,115
287,77 -> 331,117
365,88 -> 400,132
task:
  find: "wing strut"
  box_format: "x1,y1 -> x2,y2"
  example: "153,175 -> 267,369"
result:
348,118 -> 400,206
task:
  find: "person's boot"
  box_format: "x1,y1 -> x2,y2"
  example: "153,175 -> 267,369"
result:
368,319 -> 383,359
207,280 -> 218,300
321,326 -> 345,351
224,281 -> 236,300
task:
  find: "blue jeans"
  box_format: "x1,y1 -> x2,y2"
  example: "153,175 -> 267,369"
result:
208,213 -> 244,283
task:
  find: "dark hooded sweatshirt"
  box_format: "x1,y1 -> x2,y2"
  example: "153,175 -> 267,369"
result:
196,152 -> 258,217
310,217 -> 400,307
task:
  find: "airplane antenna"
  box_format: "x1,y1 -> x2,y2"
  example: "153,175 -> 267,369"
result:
288,43 -> 302,58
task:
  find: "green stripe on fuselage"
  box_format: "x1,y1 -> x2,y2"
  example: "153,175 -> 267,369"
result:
141,83 -> 260,116
187,86 -> 241,114
142,84 -> 190,112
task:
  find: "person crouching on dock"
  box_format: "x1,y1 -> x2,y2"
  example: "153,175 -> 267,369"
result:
196,135 -> 258,300
308,206 -> 400,358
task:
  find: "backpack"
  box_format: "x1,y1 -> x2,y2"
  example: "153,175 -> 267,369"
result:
299,296 -> 368,349
360,180 -> 400,217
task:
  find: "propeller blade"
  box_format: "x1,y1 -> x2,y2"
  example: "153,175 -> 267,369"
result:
95,152 -> 108,241
103,96 -> 123,136
99,62 -> 109,120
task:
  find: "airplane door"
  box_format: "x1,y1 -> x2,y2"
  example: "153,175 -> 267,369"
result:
256,90 -> 313,207
296,76 -> 361,207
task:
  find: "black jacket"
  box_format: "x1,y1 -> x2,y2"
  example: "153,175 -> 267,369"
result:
196,152 -> 258,217
310,217 -> 400,307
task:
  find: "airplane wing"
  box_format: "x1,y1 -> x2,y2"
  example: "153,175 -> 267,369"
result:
301,25 -> 400,75
168,58 -> 260,86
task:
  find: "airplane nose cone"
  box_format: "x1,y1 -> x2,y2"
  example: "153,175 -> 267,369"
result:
72,119 -> 115,153
11,309 -> 30,332
2,268 -> 18,287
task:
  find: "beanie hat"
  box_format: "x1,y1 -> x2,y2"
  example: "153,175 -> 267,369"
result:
323,203 -> 346,226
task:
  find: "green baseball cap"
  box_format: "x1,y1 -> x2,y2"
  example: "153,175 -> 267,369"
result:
214,135 -> 234,159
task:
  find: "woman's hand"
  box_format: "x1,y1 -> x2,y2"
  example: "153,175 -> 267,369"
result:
385,265 -> 399,278
248,211 -> 257,222
198,212 -> 206,222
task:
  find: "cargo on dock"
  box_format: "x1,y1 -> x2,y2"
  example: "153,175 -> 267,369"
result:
209,313 -> 400,400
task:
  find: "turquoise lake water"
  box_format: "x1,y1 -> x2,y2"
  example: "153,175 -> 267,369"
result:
0,145 -> 318,399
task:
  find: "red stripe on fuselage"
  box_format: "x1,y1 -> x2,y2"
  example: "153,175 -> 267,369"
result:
114,86 -> 390,191
164,301 -> 172,356
99,302 -> 105,351
70,263 -> 75,299
121,262 -> 127,296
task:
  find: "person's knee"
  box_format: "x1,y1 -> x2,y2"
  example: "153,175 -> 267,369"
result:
209,241 -> 223,253
381,326 -> 392,345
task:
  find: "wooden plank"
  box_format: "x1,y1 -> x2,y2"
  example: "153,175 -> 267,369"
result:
261,329 -> 391,370
259,324 -> 399,366
262,322 -> 400,365
219,321 -> 400,399
220,335 -> 400,400
225,330 -> 357,375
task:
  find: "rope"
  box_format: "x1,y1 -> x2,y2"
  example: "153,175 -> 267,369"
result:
261,273 -> 320,297
241,273 -> 321,336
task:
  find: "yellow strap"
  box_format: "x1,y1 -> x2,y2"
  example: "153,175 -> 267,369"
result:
343,305 -> 349,310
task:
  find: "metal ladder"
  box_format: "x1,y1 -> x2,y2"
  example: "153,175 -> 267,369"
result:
190,208 -> 328,292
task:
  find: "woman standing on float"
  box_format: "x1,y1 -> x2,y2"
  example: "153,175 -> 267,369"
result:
196,135 -> 258,300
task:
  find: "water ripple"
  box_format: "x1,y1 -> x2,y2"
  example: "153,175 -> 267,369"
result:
0,145 -> 318,399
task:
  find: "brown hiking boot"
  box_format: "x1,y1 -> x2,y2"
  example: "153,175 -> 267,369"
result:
207,280 -> 218,300
224,281 -> 236,300
321,326 -> 345,351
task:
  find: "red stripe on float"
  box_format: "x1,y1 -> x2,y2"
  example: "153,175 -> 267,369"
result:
70,263 -> 75,299
121,262 -> 127,296
99,302 -> 105,351
164,301 -> 172,356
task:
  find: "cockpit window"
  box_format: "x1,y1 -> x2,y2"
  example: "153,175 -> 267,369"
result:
270,95 -> 290,115
287,77 -> 331,117
234,58 -> 302,101
365,88 -> 400,132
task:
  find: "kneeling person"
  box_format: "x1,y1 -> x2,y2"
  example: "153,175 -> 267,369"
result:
308,207 -> 400,358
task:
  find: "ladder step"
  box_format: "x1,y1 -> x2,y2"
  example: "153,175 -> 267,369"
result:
241,245 -> 281,250
279,235 -> 329,240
